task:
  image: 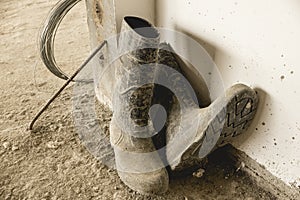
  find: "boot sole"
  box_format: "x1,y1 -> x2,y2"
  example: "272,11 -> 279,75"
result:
168,84 -> 259,173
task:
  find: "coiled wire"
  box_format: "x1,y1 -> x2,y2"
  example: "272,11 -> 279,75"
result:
30,0 -> 108,130
39,0 -> 87,81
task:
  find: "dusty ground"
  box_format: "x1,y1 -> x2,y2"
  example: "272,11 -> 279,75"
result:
0,0 -> 276,199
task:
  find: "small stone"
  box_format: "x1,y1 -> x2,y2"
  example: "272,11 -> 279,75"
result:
93,186 -> 99,192
46,141 -> 64,149
236,161 -> 245,172
193,168 -> 205,178
246,102 -> 252,109
3,142 -> 11,149
11,145 -> 19,151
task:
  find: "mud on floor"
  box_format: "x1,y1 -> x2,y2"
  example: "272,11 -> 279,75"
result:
0,87 -> 276,200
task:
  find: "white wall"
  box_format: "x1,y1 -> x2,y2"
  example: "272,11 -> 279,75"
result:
157,0 -> 300,187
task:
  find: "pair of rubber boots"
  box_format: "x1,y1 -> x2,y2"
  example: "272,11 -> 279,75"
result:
110,16 -> 258,195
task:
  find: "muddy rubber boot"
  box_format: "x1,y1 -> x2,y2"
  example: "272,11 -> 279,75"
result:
148,43 -> 258,175
110,16 -> 169,195
166,83 -> 258,174
150,43 -> 258,175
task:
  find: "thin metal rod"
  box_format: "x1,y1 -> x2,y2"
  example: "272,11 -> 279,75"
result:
29,41 -> 107,131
